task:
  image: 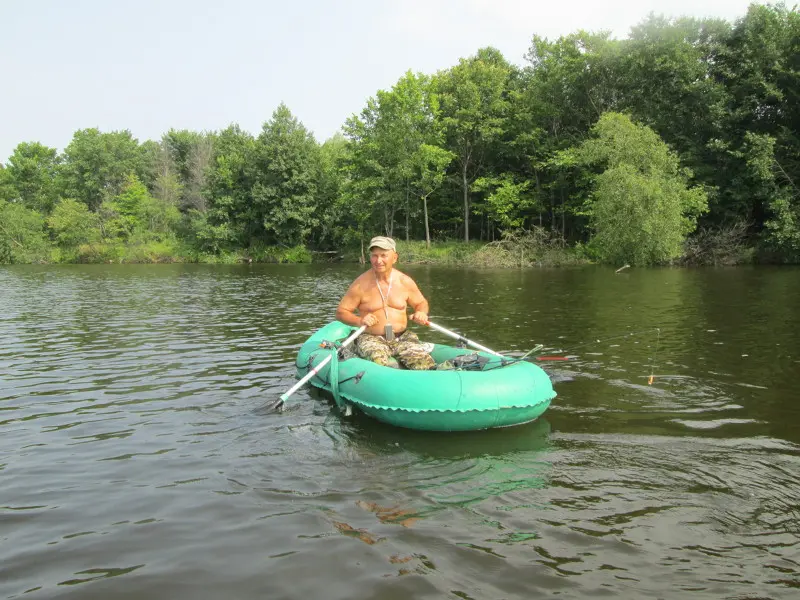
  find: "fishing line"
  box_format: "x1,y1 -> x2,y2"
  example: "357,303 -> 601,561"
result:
535,327 -> 661,360
648,327 -> 660,385
468,328 -> 663,372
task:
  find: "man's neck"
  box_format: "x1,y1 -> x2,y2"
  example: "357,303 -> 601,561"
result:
374,268 -> 393,283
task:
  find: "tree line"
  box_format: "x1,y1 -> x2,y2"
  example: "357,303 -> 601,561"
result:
1,3 -> 797,265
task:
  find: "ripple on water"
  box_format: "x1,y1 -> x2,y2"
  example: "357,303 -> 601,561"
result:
2,265 -> 799,599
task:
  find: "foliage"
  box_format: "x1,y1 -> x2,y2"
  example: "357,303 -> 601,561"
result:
571,113 -> 708,266
59,128 -> 151,212
0,200 -> 50,263
47,198 -> 100,248
252,104 -> 320,246
434,47 -> 513,241
315,133 -> 351,249
4,142 -> 61,212
247,243 -> 313,263
414,143 -> 454,247
150,140 -> 183,207
472,174 -> 531,230
0,165 -> 16,202
394,239 -> 486,264
202,124 -> 256,249
2,3 -> 800,265
343,71 -> 443,243
742,132 -> 800,259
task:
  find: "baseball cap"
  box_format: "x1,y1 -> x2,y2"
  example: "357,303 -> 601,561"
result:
369,236 -> 396,251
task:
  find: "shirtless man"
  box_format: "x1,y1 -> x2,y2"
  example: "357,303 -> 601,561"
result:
335,236 -> 435,370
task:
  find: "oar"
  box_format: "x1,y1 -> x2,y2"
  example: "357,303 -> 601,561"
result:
425,320 -> 563,363
273,325 -> 367,411
423,320 -> 504,357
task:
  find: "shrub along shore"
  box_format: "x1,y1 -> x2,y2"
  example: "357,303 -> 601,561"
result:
24,226 -> 749,268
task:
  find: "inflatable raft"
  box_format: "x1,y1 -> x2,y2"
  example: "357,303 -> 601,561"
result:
292,321 -> 556,431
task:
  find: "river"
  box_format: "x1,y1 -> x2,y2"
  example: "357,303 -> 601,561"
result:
1,263 -> 799,599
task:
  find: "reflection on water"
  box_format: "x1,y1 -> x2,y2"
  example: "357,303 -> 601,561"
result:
1,264 -> 799,599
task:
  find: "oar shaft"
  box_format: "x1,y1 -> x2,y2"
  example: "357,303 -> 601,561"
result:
280,325 -> 366,403
280,353 -> 333,402
425,320 -> 503,356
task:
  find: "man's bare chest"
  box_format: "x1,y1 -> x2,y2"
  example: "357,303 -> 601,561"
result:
361,283 -> 407,312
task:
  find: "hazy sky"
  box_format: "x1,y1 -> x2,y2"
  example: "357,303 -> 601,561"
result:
2,0 -> 755,161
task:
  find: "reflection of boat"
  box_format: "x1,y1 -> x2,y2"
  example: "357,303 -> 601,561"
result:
294,321 -> 556,432
341,411 -> 553,459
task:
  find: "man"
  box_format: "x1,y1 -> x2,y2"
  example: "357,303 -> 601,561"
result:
335,236 -> 435,370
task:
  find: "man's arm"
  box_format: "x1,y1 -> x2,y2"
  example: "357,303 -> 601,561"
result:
336,281 -> 377,327
405,276 -> 430,324
335,283 -> 362,326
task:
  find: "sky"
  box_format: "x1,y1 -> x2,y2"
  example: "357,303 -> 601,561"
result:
1,0 -> 757,162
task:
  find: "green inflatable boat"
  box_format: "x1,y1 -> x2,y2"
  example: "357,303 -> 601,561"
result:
292,321 -> 556,431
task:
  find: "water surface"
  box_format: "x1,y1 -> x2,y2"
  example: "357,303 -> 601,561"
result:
1,264 -> 799,599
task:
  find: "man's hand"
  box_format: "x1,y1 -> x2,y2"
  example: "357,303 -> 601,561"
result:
360,313 -> 378,327
410,311 -> 429,326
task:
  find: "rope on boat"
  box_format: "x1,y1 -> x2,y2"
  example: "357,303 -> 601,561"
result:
329,344 -> 344,409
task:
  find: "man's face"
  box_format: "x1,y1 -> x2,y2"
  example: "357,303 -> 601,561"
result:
370,248 -> 397,272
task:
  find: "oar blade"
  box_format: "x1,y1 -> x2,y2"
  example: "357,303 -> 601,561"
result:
273,325 -> 367,412
262,397 -> 286,412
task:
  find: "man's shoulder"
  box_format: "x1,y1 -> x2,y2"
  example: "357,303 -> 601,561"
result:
352,271 -> 372,287
395,270 -> 417,286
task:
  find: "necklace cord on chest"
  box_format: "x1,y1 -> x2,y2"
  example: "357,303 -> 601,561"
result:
375,272 -> 393,322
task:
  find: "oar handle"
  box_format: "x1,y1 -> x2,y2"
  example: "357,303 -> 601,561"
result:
424,320 -> 503,357
280,325 -> 367,403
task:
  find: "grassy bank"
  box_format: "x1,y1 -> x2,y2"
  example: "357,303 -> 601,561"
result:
4,226 -> 760,267
45,241 -> 315,265
333,230 -> 589,268
394,234 -> 589,267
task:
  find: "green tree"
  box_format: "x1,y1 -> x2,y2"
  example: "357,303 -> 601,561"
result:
473,174 -> 531,232
618,16 -> 731,159
0,164 -> 16,202
59,129 -> 149,211
184,134 -> 214,212
376,71 -> 436,239
4,142 -> 61,213
709,3 -> 800,243
150,140 -> 183,208
342,97 -> 384,246
0,200 -> 50,263
105,174 -> 179,241
744,132 -> 800,259
571,112 -> 708,265
519,31 -> 623,238
343,72 -> 441,240
435,47 -> 512,241
315,133 -> 350,249
252,104 -> 321,246
159,130 -> 215,211
525,31 -> 622,140
201,124 -> 256,252
413,144 -> 453,247
47,198 -> 100,248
